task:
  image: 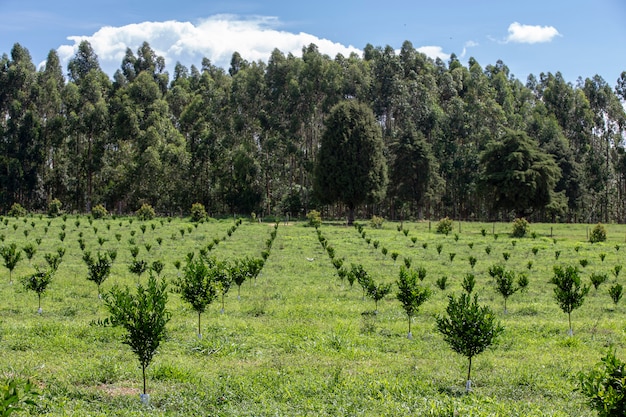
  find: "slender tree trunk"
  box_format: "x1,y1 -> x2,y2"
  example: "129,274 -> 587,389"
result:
466,355 -> 473,392
197,311 -> 202,338
142,363 -> 147,395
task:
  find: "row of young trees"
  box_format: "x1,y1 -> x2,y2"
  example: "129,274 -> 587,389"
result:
1,40 -> 626,221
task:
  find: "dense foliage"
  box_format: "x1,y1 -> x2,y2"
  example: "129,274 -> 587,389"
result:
1,40 -> 625,222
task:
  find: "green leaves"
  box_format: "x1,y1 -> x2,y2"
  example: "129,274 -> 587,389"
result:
103,275 -> 170,394
0,379 -> 38,417
551,265 -> 590,335
579,350 -> 626,416
436,292 -> 503,387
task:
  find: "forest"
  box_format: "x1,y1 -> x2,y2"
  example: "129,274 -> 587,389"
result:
1,40 -> 625,222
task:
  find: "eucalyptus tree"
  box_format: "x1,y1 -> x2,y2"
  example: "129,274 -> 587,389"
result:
0,43 -> 43,210
66,40 -> 111,212
314,100 -> 388,225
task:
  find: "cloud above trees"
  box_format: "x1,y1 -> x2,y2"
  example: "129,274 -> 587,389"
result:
56,15 -> 362,75
505,22 -> 561,44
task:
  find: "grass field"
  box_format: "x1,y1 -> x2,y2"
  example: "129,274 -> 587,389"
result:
1,215 -> 625,416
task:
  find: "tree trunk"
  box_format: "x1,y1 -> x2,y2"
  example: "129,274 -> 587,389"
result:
347,204 -> 355,226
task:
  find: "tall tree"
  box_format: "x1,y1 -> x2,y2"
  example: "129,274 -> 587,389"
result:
480,130 -> 561,218
314,100 -> 387,224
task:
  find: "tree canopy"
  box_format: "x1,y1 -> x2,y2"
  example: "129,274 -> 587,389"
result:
1,40 -> 625,222
314,100 -> 387,224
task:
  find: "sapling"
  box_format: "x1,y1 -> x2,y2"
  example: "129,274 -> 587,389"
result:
23,244 -> 36,263
44,253 -> 61,272
213,259 -> 233,314
462,273 -> 475,294
609,283 -> 623,306
436,292 -> 503,392
468,256 -> 477,269
129,259 -> 148,284
589,273 -> 608,291
436,276 -> 448,290
351,264 -> 372,300
151,260 -> 164,276
493,268 -> 519,313
86,252 -> 112,297
103,275 -> 170,402
613,265 -> 622,279
1,243 -> 22,284
174,256 -> 217,338
396,266 -> 431,339
366,277 -> 392,314
551,265 -> 590,336
22,268 -> 54,314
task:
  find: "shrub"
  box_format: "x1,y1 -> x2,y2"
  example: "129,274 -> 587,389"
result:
47,198 -> 62,217
370,215 -> 384,229
190,203 -> 207,222
136,203 -> 155,221
436,217 -> 453,235
511,217 -> 529,238
91,204 -> 108,219
579,350 -> 626,416
590,223 -> 607,243
306,210 -> 322,228
7,203 -> 27,217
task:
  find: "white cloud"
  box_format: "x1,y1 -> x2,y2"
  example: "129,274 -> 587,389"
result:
416,46 -> 450,61
460,40 -> 478,58
56,15 -> 362,76
505,22 -> 560,44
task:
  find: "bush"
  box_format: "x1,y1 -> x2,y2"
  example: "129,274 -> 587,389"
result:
590,223 -> 607,243
190,203 -> 207,222
370,215 -> 384,229
511,217 -> 529,238
436,217 -> 453,235
579,350 -> 626,416
47,198 -> 62,217
91,204 -> 108,219
7,203 -> 27,217
136,203 -> 155,221
306,210 -> 322,228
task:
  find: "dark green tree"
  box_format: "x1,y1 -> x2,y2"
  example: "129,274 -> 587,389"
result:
396,266 -> 431,339
436,292 -> 504,392
22,268 -> 53,314
480,130 -> 561,217
1,243 -> 23,284
314,100 -> 388,225
550,265 -> 590,336
86,251 -> 112,297
103,275 -> 170,399
174,256 -> 218,338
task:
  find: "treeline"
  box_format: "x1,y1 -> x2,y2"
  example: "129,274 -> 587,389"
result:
1,40 -> 625,222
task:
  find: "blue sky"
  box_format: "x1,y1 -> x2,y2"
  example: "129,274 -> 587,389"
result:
1,0 -> 625,86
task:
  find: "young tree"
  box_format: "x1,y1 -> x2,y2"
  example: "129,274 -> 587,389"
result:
1,243 -> 23,284
436,292 -> 504,392
551,265 -> 590,336
492,266 -> 520,313
174,256 -> 217,338
366,278 -> 392,314
314,100 -> 388,225
22,268 -> 54,314
396,266 -> 432,339
86,251 -> 112,297
128,259 -> 148,284
103,275 -> 170,401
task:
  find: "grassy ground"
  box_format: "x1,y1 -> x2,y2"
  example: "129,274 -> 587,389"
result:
1,215 -> 624,416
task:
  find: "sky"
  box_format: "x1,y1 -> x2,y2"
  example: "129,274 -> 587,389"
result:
1,0 -> 625,86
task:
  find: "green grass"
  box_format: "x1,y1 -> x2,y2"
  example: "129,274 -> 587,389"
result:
1,216 -> 625,415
